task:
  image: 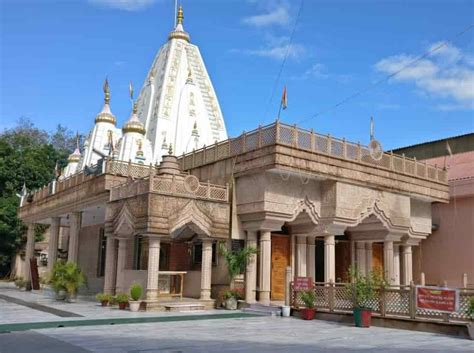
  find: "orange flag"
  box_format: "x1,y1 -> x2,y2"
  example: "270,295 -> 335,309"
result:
281,86 -> 287,110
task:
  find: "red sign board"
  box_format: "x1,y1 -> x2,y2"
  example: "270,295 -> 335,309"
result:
416,286 -> 459,313
294,277 -> 313,291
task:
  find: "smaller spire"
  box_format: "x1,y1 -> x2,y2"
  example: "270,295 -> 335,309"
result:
177,5 -> 184,25
103,77 -> 110,104
168,143 -> 173,155
133,101 -> 138,114
192,121 -> 199,137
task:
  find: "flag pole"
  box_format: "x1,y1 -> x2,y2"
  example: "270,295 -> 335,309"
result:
277,100 -> 283,121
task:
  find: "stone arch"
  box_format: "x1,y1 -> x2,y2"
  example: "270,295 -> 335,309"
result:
169,201 -> 212,240
113,202 -> 136,237
288,196 -> 320,225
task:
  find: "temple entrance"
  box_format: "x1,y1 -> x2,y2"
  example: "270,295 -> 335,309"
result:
271,234 -> 290,301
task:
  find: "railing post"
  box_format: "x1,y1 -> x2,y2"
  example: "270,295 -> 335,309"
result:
192,149 -> 195,168
293,124 -> 298,148
258,125 -> 262,148
275,120 -> 280,143
402,153 -> 406,173
214,141 -> 218,160
310,129 -> 315,152
285,266 -> 291,306
242,131 -> 246,153
409,281 -> 416,319
342,138 -> 347,159
390,151 -> 394,170
225,183 -> 229,202
413,157 -> 417,176
203,144 -> 207,162
327,134 -> 332,155
357,142 -> 362,161
207,180 -> 211,198
380,287 -> 386,317
424,161 -> 428,178
328,280 -> 335,312
420,272 -> 425,286
127,159 -> 132,177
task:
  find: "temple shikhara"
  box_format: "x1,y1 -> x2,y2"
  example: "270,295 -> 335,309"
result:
17,7 -> 452,311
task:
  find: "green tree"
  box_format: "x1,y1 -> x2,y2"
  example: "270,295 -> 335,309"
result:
0,118 -> 79,277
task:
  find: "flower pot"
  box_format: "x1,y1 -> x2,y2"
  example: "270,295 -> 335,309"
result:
281,306 -> 291,317
468,323 -> 474,340
353,308 -> 371,327
118,302 -> 127,310
55,290 -> 67,301
300,308 -> 316,320
224,297 -> 238,310
129,301 -> 141,312
100,300 -> 109,307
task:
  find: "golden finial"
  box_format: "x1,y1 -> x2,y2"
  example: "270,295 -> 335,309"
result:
133,101 -> 138,114
75,132 -> 80,150
103,77 -> 110,104
129,81 -> 134,100
177,5 -> 184,25
168,143 -> 173,155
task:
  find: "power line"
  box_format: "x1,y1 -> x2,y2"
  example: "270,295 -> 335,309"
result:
262,0 -> 304,124
297,23 -> 474,125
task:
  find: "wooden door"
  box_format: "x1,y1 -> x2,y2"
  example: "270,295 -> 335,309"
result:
271,235 -> 290,301
373,243 -> 384,273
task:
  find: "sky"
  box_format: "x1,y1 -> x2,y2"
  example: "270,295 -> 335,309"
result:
1,0 -> 473,150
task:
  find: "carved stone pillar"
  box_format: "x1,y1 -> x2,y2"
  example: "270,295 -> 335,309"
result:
146,237 -> 161,301
393,244 -> 400,286
103,233 -> 117,295
365,242 -> 373,275
245,231 -> 258,304
115,238 -> 127,293
296,236 -> 307,277
24,223 -> 36,289
307,237 -> 316,280
384,240 -> 395,284
47,217 -> 61,273
324,235 -> 335,283
356,241 -> 366,274
259,230 -> 271,305
401,245 -> 413,285
67,212 -> 82,263
200,239 -> 213,300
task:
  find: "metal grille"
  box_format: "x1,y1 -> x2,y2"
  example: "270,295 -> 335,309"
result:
385,289 -> 410,316
297,130 -> 312,151
334,285 -> 352,311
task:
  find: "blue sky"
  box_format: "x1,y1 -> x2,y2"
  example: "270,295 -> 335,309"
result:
1,0 -> 473,150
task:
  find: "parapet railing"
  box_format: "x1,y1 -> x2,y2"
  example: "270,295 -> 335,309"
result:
28,159 -> 158,203
109,174 -> 229,202
179,121 -> 448,184
290,281 -> 474,323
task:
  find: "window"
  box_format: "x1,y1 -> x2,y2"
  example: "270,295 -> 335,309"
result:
133,236 -> 149,270
97,228 -> 107,277
192,241 -> 217,265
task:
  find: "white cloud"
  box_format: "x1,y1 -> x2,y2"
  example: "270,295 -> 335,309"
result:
242,5 -> 290,27
375,43 -> 474,109
244,42 -> 305,60
88,0 -> 157,11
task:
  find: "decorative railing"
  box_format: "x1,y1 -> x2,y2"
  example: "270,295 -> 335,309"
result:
179,121 -> 448,183
290,282 -> 474,323
110,174 -> 229,202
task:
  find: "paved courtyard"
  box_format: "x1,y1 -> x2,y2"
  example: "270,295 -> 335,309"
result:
0,283 -> 473,353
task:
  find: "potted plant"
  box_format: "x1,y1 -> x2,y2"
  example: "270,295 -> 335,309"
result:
467,296 -> 474,340
299,289 -> 316,320
222,289 -> 244,310
129,284 -> 143,312
346,266 -> 386,328
115,293 -> 129,310
218,242 -> 257,290
50,261 -> 86,302
96,293 -> 112,307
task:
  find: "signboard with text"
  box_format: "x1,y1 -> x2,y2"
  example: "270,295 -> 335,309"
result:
293,277 -> 313,291
416,286 -> 459,313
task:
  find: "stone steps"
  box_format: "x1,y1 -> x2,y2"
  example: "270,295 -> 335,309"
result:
163,303 -> 206,312
242,304 -> 282,316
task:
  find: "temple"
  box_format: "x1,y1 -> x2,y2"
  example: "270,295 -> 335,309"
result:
17,7 -> 451,311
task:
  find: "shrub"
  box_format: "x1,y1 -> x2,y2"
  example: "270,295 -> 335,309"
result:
49,261 -> 87,297
115,293 -> 129,303
299,290 -> 316,309
218,242 -> 257,284
14,277 -> 26,289
96,293 -> 112,302
223,289 -> 244,300
130,284 -> 142,301
346,266 -> 386,310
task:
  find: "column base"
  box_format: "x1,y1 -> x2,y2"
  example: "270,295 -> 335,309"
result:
146,289 -> 159,301
200,289 -> 211,301
258,291 -> 270,306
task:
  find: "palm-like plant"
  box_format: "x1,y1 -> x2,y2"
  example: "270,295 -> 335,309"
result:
218,242 -> 257,287
50,261 -> 86,298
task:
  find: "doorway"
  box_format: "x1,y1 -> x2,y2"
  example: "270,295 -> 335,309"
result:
271,234 -> 290,301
